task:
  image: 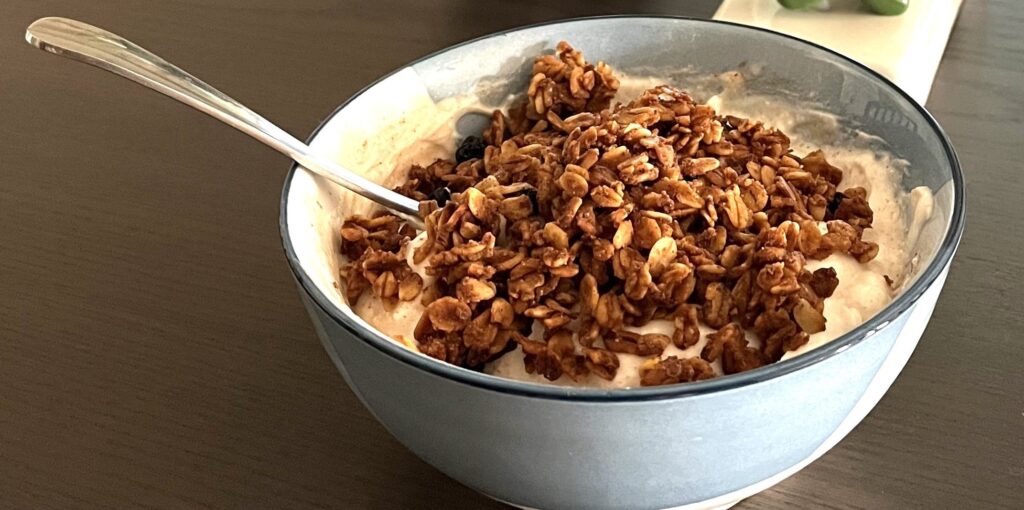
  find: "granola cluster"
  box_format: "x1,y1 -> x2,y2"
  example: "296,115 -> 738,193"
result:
340,42 -> 877,386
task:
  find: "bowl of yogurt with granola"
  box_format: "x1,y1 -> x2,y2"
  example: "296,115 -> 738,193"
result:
281,16 -> 963,510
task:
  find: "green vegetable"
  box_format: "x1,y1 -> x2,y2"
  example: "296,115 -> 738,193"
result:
863,0 -> 909,15
778,0 -> 909,16
777,0 -> 827,10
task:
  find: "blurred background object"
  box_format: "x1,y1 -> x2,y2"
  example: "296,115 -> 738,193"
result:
778,0 -> 910,15
716,0 -> 962,103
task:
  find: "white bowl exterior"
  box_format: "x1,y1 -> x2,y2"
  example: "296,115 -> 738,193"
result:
296,266 -> 947,510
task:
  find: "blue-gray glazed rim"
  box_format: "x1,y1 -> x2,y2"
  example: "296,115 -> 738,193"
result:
279,15 -> 966,402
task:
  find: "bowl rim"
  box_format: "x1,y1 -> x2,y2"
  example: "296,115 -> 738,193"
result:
278,14 -> 965,402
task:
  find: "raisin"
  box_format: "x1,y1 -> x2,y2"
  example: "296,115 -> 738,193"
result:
826,191 -> 845,218
523,188 -> 539,215
428,186 -> 452,206
455,136 -> 487,163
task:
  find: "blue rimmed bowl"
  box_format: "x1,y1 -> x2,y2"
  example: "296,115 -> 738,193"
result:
279,16 -> 964,510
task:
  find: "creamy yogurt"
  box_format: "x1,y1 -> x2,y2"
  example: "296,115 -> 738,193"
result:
346,73 -> 934,388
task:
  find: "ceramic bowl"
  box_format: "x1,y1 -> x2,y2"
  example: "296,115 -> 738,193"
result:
280,16 -> 964,510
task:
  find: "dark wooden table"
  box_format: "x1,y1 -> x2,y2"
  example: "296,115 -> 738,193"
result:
2,1 -> 1021,508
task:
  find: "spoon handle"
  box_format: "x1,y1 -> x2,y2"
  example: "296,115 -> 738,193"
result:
26,17 -> 424,228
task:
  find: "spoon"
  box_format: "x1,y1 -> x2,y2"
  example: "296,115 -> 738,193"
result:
25,17 -> 426,230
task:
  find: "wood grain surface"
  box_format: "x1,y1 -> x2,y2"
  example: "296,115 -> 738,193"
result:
1,1 -> 1021,508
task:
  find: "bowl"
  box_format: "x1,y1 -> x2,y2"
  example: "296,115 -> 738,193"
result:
279,16 -> 964,510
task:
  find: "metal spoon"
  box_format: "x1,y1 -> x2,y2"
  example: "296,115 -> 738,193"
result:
25,17 -> 425,229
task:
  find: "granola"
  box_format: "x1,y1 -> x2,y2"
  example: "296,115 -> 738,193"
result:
340,42 -> 880,386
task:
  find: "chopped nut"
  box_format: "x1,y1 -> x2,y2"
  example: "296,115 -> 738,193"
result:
591,185 -> 624,208
426,297 -> 472,332
557,170 -> 589,198
701,282 -> 732,328
465,310 -> 499,350
595,292 -> 624,329
722,340 -> 765,375
371,271 -> 398,300
490,298 -> 514,327
457,277 -> 497,303
851,239 -> 880,263
661,262 -> 696,303
624,262 -> 653,300
701,322 -> 743,362
584,347 -> 620,380
640,356 -> 715,386
605,330 -> 669,356
633,216 -> 662,250
398,273 -> 424,301
722,185 -> 753,229
499,195 -> 534,220
672,304 -> 701,349
592,239 -> 615,261
638,333 -> 672,355
784,331 -> 811,352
